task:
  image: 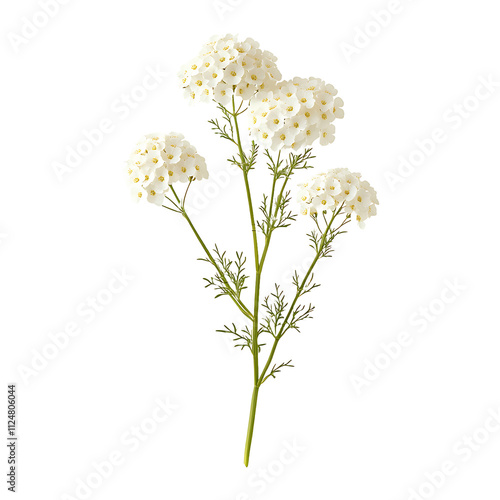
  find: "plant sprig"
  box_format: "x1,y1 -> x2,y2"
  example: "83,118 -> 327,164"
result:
261,360 -> 294,384
205,100 -> 353,467
208,102 -> 236,145
260,284 -> 288,339
256,148 -> 314,237
216,323 -> 266,352
201,245 -> 249,301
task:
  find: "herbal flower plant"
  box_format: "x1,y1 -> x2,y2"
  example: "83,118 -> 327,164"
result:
126,34 -> 379,466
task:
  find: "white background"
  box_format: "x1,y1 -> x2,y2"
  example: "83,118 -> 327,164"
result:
1,0 -> 500,499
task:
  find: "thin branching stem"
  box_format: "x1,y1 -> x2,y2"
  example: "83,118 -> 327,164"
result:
182,179 -> 193,208
232,96 -> 260,388
210,100 -> 333,467
258,211 -> 338,386
169,185 -> 253,321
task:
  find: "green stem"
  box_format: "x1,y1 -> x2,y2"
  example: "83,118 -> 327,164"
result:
266,151 -> 280,227
170,186 -> 253,321
258,168 -> 293,268
225,104 -> 311,466
232,98 -> 259,265
258,212 -> 338,385
232,99 -> 260,381
243,385 -> 259,467
170,185 -> 182,204
231,98 -> 263,465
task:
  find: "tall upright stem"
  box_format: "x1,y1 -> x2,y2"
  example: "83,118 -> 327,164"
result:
229,101 -> 320,466
232,98 -> 262,464
232,99 -> 260,382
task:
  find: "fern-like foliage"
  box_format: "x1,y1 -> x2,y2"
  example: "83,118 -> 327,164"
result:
308,208 -> 350,259
208,102 -> 236,145
261,360 -> 294,384
257,148 -> 315,237
200,246 -> 249,301
229,140 -> 259,172
217,322 -> 266,352
260,285 -> 288,338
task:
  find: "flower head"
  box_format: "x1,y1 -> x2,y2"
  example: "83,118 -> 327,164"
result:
249,77 -> 344,151
179,34 -> 282,105
126,133 -> 208,205
297,168 -> 378,227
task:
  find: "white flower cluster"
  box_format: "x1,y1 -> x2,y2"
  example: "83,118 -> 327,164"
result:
248,77 -> 344,151
179,34 -> 282,105
126,133 -> 208,205
297,168 -> 378,227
